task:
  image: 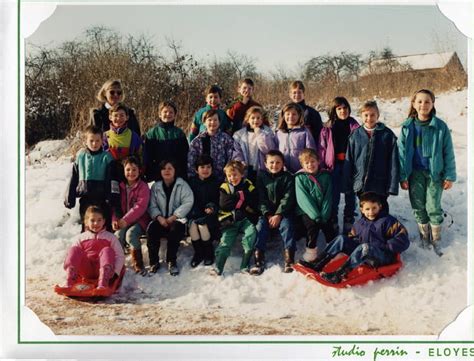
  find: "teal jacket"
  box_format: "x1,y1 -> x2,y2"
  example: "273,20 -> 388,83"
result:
295,170 -> 332,223
398,116 -> 456,182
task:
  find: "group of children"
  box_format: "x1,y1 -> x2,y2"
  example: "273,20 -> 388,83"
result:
61,78 -> 456,290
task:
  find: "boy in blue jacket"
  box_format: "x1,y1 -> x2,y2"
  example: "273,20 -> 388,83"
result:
300,192 -> 409,284
343,100 -> 399,214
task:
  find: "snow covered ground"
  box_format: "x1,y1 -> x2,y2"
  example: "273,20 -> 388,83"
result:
24,89 -> 468,336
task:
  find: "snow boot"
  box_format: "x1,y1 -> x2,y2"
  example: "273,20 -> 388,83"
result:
301,247 -> 318,263
321,262 -> 351,284
283,248 -> 295,273
190,240 -> 204,268
202,240 -> 215,266
148,242 -> 160,273
168,261 -> 179,276
131,248 -> 147,276
240,250 -> 253,273
97,264 -> 114,289
249,249 -> 265,276
417,223 -> 431,250
430,224 -> 443,257
300,252 -> 332,273
65,266 -> 78,288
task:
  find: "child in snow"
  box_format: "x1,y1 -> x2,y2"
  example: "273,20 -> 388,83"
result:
275,102 -> 316,174
398,89 -> 456,253
187,155 -> 221,267
226,78 -> 262,133
319,96 -> 360,235
147,160 -> 194,276
62,205 -> 125,291
189,85 -> 232,142
232,106 -> 276,183
253,150 -> 296,275
187,109 -> 234,182
144,101 -> 189,181
295,148 -> 335,263
300,192 -> 409,284
343,100 -> 399,213
112,156 -> 151,276
64,125 -> 118,229
90,79 -> 141,136
212,160 -> 258,276
288,80 -> 323,143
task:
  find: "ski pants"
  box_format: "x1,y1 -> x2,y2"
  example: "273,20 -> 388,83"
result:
408,170 -> 444,225
324,235 -> 396,270
64,245 -> 115,279
214,218 -> 256,273
146,220 -> 185,264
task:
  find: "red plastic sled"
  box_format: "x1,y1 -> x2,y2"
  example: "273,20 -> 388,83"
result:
54,267 -> 126,298
293,254 -> 402,288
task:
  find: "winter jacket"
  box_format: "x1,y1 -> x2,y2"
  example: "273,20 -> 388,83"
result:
103,126 -> 142,161
318,117 -> 360,171
144,121 -> 189,181
226,98 -> 262,133
295,170 -> 332,223
188,175 -> 220,228
256,170 -> 295,217
90,104 -> 141,136
275,127 -> 316,174
189,105 -> 232,142
148,177 -> 194,222
348,214 -> 410,254
297,100 -> 323,144
218,178 -> 259,225
398,116 -> 456,182
64,148 -> 116,208
343,123 -> 400,196
113,180 -> 151,231
187,130 -> 234,182
72,229 -> 125,275
232,125 -> 276,173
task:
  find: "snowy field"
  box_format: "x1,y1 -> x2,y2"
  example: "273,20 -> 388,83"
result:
24,89 -> 468,336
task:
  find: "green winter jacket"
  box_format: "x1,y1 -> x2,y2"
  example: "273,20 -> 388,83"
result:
398,116 -> 456,182
256,170 -> 295,217
295,170 -> 332,223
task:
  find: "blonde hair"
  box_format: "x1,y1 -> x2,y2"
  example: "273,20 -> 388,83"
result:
359,100 -> 379,115
96,79 -> 124,103
84,206 -> 105,223
289,80 -> 305,93
224,160 -> 246,176
278,102 -> 304,131
243,106 -> 269,126
298,148 -> 320,164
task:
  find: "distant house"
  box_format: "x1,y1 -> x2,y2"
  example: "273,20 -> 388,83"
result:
359,52 -> 466,91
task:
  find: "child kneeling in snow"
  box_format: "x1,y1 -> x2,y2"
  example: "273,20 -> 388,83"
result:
62,206 -> 125,289
300,192 -> 409,284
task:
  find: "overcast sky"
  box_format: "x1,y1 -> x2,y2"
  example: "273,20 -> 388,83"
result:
26,4 -> 468,75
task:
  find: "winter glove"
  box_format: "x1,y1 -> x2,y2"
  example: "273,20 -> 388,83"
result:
302,247 -> 318,262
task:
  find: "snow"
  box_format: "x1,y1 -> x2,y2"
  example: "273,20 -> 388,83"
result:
25,89 -> 468,336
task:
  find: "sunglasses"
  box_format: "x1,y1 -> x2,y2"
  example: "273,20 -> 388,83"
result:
109,90 -> 122,96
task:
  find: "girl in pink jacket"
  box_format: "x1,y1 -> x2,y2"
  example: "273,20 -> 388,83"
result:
63,205 -> 125,290
112,156 -> 151,275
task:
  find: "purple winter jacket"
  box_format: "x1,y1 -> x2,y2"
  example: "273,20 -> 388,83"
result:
113,179 -> 151,231
275,126 -> 316,174
318,117 -> 360,172
233,125 -> 276,172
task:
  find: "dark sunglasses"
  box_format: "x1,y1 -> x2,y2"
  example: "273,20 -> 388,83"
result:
109,90 -> 122,96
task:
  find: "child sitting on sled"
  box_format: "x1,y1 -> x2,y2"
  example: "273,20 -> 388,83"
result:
62,205 -> 125,290
300,192 -> 409,284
